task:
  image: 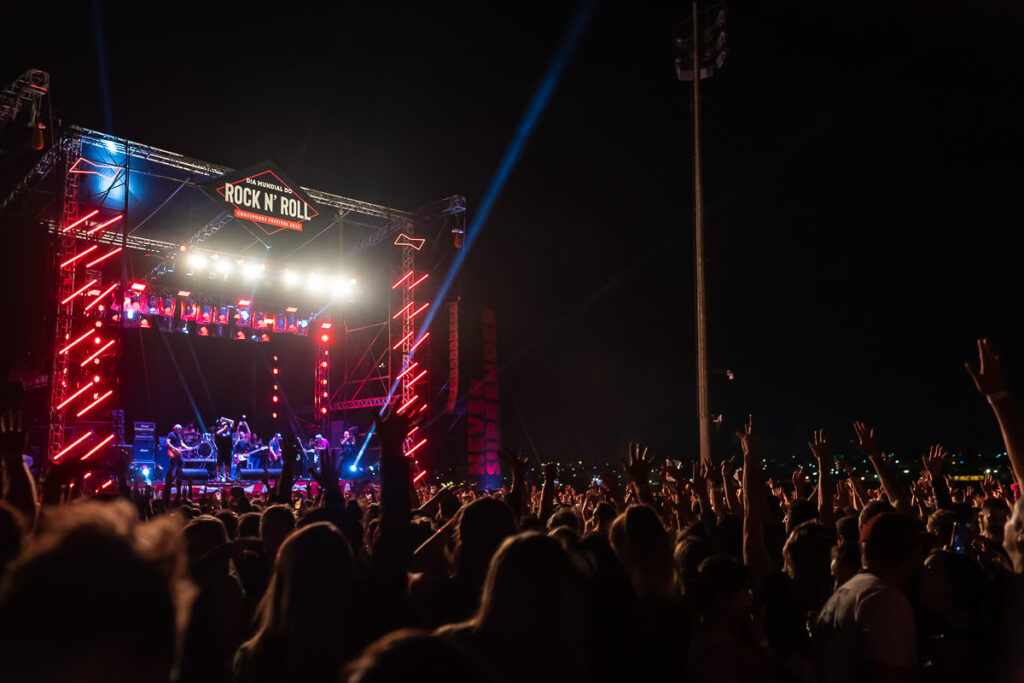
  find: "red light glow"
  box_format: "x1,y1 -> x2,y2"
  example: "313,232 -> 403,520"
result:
85,214 -> 124,236
320,322 -> 332,329
177,290 -> 191,297
61,209 -> 100,233
84,247 -> 123,268
397,395 -> 419,415
392,271 -> 414,289
61,245 -> 98,268
320,334 -> 330,343
409,273 -> 429,289
53,431 -> 93,461
84,283 -> 118,311
406,438 -> 427,457
410,332 -> 430,352
56,382 -> 95,410
62,279 -> 98,304
408,369 -> 428,385
59,330 -> 93,355
392,332 -> 413,350
76,390 -> 113,417
408,302 -> 430,319
238,299 -> 251,307
82,434 -> 116,460
393,302 -> 414,319
80,340 -> 115,366
396,362 -> 419,380
413,471 -> 427,483
130,282 -> 147,292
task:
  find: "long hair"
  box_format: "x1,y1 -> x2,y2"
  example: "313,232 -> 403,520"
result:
609,505 -> 675,599
244,522 -> 354,650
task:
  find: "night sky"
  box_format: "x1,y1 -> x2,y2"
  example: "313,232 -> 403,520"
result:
3,1 -> 1024,469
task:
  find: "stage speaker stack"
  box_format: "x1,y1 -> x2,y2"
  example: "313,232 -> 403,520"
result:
181,469 -> 211,480
133,420 -> 158,467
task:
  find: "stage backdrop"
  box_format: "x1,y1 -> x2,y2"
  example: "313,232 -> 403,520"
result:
117,327 -> 315,443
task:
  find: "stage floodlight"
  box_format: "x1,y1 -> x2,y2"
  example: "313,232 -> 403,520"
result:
187,253 -> 207,269
283,270 -> 299,287
215,260 -> 232,275
242,262 -> 263,280
307,273 -> 326,294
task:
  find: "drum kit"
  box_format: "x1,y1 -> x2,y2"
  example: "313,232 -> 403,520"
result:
182,429 -> 217,470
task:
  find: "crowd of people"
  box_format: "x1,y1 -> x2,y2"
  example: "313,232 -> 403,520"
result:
1,337 -> 1023,682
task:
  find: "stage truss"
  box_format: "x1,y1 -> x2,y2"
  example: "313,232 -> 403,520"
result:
6,125 -> 464,480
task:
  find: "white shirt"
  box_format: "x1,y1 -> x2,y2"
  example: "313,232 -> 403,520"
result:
814,571 -> 917,683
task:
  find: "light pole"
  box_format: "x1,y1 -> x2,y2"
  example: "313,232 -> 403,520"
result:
674,2 -> 728,465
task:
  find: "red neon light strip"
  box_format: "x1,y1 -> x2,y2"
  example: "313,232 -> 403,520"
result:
84,247 -> 122,268
392,271 -> 414,289
61,209 -> 99,233
416,403 -> 428,415
406,438 -> 427,457
53,431 -> 93,461
76,390 -> 113,417
413,470 -> 427,483
61,279 -> 98,304
84,283 -> 118,311
397,395 -> 419,414
82,434 -> 116,460
395,362 -> 419,381
80,340 -> 115,366
100,479 -> 114,489
408,302 -> 430,319
85,214 -> 124,236
392,302 -> 414,319
407,369 -> 428,385
392,331 -> 413,350
410,332 -> 430,352
59,330 -> 93,355
407,426 -> 419,438
409,273 -> 429,289
61,245 -> 98,268
56,381 -> 97,410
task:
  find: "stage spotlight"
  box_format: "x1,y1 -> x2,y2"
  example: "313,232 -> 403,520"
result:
283,270 -> 299,287
215,260 -> 232,275
187,253 -> 207,269
242,262 -> 263,280
331,276 -> 356,298
307,273 -> 326,294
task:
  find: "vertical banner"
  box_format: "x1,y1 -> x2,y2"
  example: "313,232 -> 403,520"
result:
447,300 -> 459,412
467,308 -> 500,485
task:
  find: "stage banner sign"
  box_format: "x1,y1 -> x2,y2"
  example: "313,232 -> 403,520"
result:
203,161 -> 321,236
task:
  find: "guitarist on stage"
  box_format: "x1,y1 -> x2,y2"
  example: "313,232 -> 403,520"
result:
164,423 -> 186,487
268,433 -> 283,466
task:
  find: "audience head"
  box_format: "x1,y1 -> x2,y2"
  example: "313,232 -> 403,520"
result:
238,511 -> 260,538
860,512 -> 924,588
260,504 -> 296,558
609,504 -> 675,599
454,497 -> 517,581
0,501 -> 182,683
980,497 -> 1010,542
343,629 -> 495,683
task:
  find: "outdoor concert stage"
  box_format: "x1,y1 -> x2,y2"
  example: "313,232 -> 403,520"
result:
2,115 -> 504,491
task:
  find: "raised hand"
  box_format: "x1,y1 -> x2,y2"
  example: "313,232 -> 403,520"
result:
692,459 -> 710,494
721,456 -> 736,481
808,429 -> 833,468
497,449 -> 529,483
921,443 -> 948,480
852,421 -> 883,459
736,415 -> 760,459
965,338 -> 1005,396
543,461 -> 557,482
621,442 -> 656,483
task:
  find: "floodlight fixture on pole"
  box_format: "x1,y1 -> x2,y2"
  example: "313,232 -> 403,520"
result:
674,2 -> 727,465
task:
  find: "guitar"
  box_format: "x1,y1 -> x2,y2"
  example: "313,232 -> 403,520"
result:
233,445 -> 269,465
167,443 -> 201,460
